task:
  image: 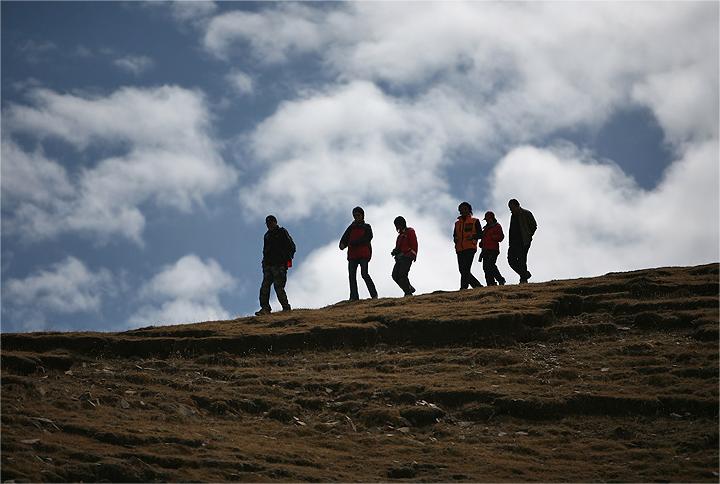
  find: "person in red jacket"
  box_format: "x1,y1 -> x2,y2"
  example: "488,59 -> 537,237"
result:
339,206 -> 378,300
479,211 -> 506,286
390,216 -> 417,296
453,201 -> 483,289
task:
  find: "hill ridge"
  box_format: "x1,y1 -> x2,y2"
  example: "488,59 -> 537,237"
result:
1,263 -> 718,482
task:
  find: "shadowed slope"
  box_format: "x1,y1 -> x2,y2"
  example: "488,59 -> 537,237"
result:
2,264 -> 718,481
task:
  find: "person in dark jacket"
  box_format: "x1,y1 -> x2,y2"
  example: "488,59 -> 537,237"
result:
507,199 -> 537,284
479,211 -> 506,286
453,201 -> 483,289
255,215 -> 296,316
391,216 -> 418,296
339,206 -> 378,301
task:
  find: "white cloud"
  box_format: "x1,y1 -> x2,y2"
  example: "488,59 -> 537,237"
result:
226,69 -> 254,95
2,86 -> 237,243
204,3 -> 327,61
129,254 -> 236,327
113,55 -> 155,75
3,257 -> 113,331
240,81 -> 452,219
487,142 -> 719,281
168,1 -> 217,24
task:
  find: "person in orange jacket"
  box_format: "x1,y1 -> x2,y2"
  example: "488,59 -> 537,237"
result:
453,201 -> 482,289
390,216 -> 417,296
479,211 -> 506,286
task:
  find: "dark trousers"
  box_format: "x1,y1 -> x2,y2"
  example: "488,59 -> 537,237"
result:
507,243 -> 531,281
457,249 -> 482,289
259,265 -> 290,310
481,249 -> 505,285
391,256 -> 414,295
348,259 -> 378,299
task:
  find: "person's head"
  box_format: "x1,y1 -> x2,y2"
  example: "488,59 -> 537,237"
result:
483,211 -> 496,223
352,206 -> 365,222
265,215 -> 278,230
458,202 -> 472,217
393,216 -> 407,232
508,199 -> 520,214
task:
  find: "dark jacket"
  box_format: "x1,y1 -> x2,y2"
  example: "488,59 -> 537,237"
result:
340,222 -> 373,260
262,227 -> 296,267
509,208 -> 537,247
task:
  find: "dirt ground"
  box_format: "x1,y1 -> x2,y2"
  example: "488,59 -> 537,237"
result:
2,263 -> 718,482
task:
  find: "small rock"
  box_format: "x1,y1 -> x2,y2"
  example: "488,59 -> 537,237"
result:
20,439 -> 40,445
120,399 -> 130,409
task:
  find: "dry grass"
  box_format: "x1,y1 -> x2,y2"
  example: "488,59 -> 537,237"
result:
2,263 -> 718,482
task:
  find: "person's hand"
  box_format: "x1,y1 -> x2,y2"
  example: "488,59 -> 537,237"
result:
391,248 -> 400,257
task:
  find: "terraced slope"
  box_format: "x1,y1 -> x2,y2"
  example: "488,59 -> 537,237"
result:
2,263 -> 718,482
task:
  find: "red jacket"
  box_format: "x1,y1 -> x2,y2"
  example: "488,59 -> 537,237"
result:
340,222 -> 373,260
480,221 -> 504,251
395,227 -> 418,261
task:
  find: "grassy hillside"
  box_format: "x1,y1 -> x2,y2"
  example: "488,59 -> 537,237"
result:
2,263 -> 718,482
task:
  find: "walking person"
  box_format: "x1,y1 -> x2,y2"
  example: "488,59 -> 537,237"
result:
339,206 -> 378,301
255,215 -> 296,316
453,202 -> 483,289
391,216 -> 417,296
507,199 -> 537,284
479,211 -> 506,286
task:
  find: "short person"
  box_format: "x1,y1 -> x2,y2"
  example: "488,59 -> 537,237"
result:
255,215 -> 296,316
339,206 -> 378,301
391,216 -> 417,296
479,211 -> 506,286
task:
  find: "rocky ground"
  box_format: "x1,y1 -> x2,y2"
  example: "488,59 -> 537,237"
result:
2,263 -> 718,482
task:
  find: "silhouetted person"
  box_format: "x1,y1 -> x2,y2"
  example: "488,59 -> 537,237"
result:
339,206 -> 378,301
479,211 -> 506,286
507,199 -> 537,284
391,216 -> 417,296
453,201 -> 482,289
256,215 -> 296,315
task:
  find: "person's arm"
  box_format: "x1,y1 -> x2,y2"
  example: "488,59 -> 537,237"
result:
496,224 -> 505,243
473,219 -> 483,240
284,229 -> 296,260
339,225 -> 351,249
407,229 -> 418,259
527,210 -> 537,235
452,222 -> 458,244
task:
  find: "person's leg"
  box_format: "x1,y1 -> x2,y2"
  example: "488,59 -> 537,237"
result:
258,266 -> 273,313
521,243 -> 532,281
392,257 -> 412,294
490,250 -> 505,285
271,266 -> 291,310
359,259 -> 378,298
482,251 -> 496,285
457,251 -> 469,289
507,244 -> 523,280
348,259 -> 360,300
463,250 -> 482,288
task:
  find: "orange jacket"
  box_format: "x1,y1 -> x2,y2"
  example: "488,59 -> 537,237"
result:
454,216 -> 480,252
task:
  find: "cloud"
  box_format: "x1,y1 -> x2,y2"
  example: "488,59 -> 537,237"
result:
129,255 -> 236,327
113,55 -> 155,75
487,142 -> 719,281
204,3 -> 328,61
18,39 -> 57,63
226,69 -> 254,96
240,81 -> 454,219
2,85 -> 237,243
3,257 -> 113,331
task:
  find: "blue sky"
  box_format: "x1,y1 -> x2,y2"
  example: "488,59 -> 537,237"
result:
2,1 -> 718,333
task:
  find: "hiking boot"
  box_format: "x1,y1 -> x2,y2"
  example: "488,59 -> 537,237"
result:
498,277 -> 506,286
282,305 -> 292,312
525,271 -> 532,280
519,278 -> 528,284
255,308 -> 271,316
409,285 -> 416,294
